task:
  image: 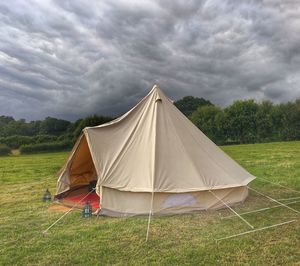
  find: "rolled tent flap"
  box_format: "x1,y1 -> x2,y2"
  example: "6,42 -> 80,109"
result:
55,85 -> 255,215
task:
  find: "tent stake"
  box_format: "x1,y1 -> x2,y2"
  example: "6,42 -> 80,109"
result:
222,200 -> 300,219
216,220 -> 296,241
248,187 -> 300,215
209,190 -> 254,229
277,196 -> 300,201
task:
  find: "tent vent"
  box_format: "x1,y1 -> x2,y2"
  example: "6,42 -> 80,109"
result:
155,98 -> 162,103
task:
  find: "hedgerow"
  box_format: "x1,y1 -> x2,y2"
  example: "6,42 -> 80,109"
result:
20,141 -> 72,154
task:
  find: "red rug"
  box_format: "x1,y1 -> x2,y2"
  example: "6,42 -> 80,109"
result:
63,191 -> 100,210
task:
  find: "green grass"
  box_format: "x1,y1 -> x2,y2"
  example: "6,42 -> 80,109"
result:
0,142 -> 299,265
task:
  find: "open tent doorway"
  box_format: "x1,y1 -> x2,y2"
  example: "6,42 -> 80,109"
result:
55,135 -> 100,211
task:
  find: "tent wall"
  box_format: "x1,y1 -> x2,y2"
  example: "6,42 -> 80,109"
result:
100,186 -> 248,216
84,86 -> 255,193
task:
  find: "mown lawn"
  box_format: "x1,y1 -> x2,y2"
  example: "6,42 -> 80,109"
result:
0,141 -> 299,265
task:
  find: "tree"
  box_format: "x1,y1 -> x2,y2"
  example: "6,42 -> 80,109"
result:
0,144 -> 10,156
0,97 -> 299,147
190,105 -> 225,144
256,101 -> 274,142
273,100 -> 300,141
0,116 -> 14,125
174,96 -> 212,117
39,117 -> 71,136
73,115 -> 113,138
0,119 -> 31,137
224,100 -> 258,144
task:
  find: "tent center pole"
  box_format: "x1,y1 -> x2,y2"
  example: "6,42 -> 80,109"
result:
146,191 -> 154,242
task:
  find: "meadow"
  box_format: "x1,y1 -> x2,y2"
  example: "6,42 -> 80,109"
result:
0,141 -> 299,265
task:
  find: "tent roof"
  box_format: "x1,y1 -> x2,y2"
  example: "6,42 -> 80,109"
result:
78,85 -> 255,193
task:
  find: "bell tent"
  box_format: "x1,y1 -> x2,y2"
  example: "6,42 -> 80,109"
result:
55,85 -> 255,216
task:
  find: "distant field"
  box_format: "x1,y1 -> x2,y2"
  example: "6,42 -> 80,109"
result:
0,142 -> 299,265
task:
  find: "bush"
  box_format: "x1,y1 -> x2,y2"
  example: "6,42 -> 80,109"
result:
0,135 -> 33,149
0,135 -> 62,149
57,134 -> 73,143
33,135 -> 58,144
0,144 -> 10,156
73,115 -> 113,137
20,141 -> 72,154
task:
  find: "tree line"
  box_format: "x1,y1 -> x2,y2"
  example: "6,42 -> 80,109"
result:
0,96 -> 299,155
175,96 -> 300,145
0,115 -> 113,154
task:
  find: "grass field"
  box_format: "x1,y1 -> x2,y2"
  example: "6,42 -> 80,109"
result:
0,141 -> 299,265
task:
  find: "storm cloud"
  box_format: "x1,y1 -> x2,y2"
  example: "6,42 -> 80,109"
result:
0,0 -> 299,120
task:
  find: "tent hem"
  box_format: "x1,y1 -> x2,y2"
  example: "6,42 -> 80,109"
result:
99,177 -> 255,193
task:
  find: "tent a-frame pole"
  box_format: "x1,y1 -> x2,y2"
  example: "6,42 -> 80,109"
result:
42,188 -> 96,234
256,176 -> 300,194
248,186 -> 300,215
216,186 -> 299,241
216,219 -> 296,241
222,200 -> 300,219
209,190 -> 254,229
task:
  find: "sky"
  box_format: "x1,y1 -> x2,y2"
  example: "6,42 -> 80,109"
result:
0,0 -> 300,121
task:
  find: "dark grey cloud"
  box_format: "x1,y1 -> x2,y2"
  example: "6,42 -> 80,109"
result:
0,0 -> 299,121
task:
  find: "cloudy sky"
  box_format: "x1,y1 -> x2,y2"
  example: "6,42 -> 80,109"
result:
0,0 -> 300,121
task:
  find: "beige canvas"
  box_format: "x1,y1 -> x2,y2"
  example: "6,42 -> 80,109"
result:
56,85 -> 255,215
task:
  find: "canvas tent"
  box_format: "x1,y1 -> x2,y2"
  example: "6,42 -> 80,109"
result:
55,85 -> 255,216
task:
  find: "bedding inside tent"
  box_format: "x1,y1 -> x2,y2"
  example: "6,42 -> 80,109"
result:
58,186 -> 100,210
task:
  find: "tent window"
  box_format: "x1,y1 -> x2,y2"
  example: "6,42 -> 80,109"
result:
162,194 -> 197,208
